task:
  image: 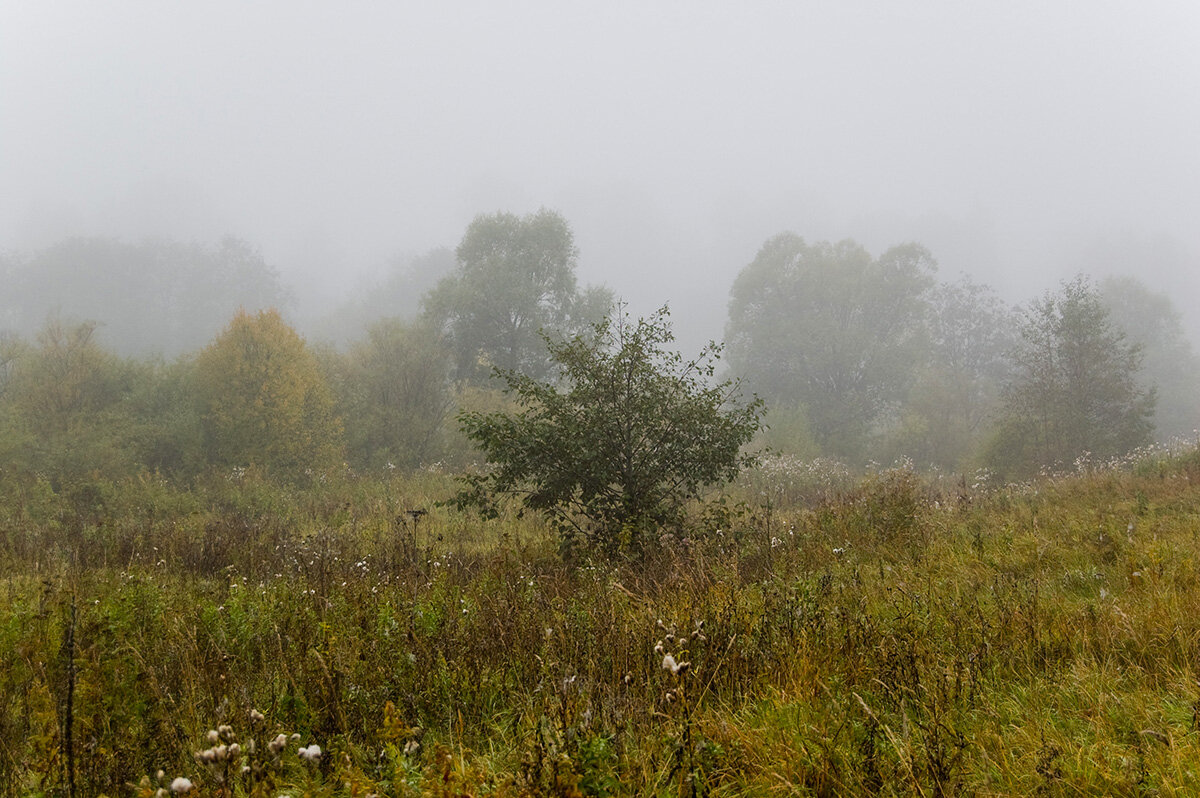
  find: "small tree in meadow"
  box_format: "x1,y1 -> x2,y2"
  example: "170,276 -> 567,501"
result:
455,306 -> 764,555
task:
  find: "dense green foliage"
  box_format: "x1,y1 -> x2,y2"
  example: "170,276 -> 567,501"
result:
456,308 -> 764,554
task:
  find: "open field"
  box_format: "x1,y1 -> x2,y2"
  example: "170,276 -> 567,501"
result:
4,450 -> 1200,796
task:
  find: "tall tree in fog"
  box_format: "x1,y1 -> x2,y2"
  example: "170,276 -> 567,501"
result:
725,234 -> 936,461
1099,276 -> 1200,441
424,210 -> 612,384
986,277 -> 1155,476
1,237 -> 290,357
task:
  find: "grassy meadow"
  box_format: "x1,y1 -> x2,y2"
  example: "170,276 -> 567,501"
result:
4,448 -> 1200,797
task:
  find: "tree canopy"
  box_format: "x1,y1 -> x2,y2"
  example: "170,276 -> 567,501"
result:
456,307 -> 763,555
725,234 -> 936,461
194,309 -> 342,478
423,209 -> 612,383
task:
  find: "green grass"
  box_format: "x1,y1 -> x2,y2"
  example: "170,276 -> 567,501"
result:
4,453 -> 1200,796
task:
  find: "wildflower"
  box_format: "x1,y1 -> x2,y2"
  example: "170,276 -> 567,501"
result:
249,708 -> 265,724
206,729 -> 219,745
662,654 -> 678,672
654,640 -> 664,655
268,733 -> 288,755
170,777 -> 193,794
298,743 -> 322,762
404,739 -> 420,755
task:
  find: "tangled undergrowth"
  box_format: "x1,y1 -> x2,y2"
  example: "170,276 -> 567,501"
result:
3,445 -> 1200,796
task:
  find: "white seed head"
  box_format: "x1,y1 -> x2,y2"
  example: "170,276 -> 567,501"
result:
662,654 -> 678,673
170,777 -> 193,794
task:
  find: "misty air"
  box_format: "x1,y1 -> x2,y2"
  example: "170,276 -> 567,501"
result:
3,4 -> 1200,795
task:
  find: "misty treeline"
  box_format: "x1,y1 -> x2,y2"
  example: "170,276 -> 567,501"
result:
0,209 -> 1196,494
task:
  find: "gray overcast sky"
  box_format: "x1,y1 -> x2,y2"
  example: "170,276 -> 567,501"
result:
4,2 -> 1199,345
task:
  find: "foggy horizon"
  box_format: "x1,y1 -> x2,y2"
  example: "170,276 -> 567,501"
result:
4,3 -> 1199,348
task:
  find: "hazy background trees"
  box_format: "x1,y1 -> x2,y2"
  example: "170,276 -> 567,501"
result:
984,277 -> 1156,477
886,277 -> 1015,470
1,237 -> 290,358
0,208 -> 1193,491
1099,276 -> 1200,442
423,209 -> 613,384
725,235 -> 937,462
331,318 -> 452,470
311,248 -> 455,349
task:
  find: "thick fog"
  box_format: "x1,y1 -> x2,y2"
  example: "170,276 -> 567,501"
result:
4,2 -> 1199,349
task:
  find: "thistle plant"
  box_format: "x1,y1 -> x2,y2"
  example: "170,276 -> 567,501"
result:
655,618 -> 708,798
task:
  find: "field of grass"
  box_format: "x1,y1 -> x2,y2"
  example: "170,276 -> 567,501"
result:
4,449 -> 1200,797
